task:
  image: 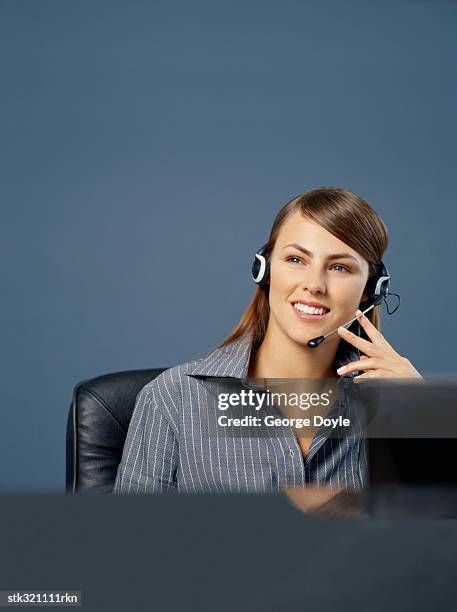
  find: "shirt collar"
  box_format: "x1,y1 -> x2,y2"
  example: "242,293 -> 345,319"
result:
185,333 -> 360,380
185,334 -> 252,378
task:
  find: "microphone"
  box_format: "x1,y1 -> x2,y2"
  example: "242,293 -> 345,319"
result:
307,303 -> 375,348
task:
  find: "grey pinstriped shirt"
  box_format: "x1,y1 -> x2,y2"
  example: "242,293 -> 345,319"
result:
113,333 -> 368,494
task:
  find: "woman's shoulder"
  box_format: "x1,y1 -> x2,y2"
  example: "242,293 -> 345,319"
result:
131,360 -> 197,433
136,336 -> 251,418
135,348 -> 216,409
139,356 -> 203,403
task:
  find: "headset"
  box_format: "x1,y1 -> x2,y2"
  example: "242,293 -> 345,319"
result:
251,242 -> 400,348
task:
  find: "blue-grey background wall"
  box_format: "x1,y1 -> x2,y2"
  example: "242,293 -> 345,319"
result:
1,0 -> 455,491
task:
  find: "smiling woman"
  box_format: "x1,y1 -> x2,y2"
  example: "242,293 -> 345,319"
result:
114,187 -> 422,495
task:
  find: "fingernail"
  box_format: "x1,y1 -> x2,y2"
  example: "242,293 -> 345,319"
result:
339,326 -> 349,333
337,367 -> 345,374
356,309 -> 363,316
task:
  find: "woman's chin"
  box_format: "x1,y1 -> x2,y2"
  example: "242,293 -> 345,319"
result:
288,328 -> 320,347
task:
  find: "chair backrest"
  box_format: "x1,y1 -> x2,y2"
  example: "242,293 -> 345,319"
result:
66,368 -> 168,494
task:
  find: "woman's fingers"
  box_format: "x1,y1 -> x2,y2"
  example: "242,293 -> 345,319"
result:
337,325 -> 381,356
336,309 -> 424,381
337,358 -> 381,376
353,371 -> 384,382
355,309 -> 395,353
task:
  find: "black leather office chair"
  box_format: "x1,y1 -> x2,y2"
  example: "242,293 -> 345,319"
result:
66,368 -> 168,494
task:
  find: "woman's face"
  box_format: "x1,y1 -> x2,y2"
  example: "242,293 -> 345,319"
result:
268,211 -> 370,347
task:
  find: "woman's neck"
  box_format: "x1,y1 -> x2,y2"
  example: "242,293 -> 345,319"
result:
248,323 -> 339,380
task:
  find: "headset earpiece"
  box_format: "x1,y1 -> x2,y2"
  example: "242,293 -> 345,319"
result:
251,243 -> 270,287
359,260 -> 390,310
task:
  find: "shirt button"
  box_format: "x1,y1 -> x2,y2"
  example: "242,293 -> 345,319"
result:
289,448 -> 294,457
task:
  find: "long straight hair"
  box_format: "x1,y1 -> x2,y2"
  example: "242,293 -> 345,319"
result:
217,187 -> 389,353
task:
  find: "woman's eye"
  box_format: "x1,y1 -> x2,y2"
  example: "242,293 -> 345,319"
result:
285,257 -> 350,272
332,264 -> 350,273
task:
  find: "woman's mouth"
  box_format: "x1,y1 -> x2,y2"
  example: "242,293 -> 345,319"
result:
291,302 -> 330,321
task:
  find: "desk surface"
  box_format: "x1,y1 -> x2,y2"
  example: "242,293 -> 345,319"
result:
1,491 -> 457,612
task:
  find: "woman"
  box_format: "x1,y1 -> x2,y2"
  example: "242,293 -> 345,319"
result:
114,187 -> 422,494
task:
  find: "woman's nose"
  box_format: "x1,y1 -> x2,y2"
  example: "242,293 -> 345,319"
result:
302,270 -> 326,293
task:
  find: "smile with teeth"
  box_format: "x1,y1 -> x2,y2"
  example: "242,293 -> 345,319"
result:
293,303 -> 329,315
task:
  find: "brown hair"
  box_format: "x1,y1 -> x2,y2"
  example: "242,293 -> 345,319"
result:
217,187 -> 389,353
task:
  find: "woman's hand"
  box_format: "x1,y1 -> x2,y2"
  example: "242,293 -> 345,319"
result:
336,309 -> 423,382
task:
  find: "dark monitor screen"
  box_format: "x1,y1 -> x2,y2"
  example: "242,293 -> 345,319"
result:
362,379 -> 457,486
